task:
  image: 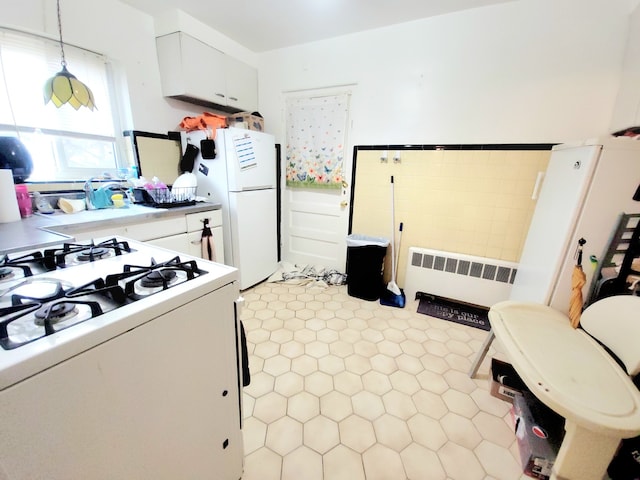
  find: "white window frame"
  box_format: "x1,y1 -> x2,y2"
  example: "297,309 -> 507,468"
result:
0,26 -> 131,184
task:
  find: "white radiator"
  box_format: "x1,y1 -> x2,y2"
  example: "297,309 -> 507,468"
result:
404,247 -> 518,308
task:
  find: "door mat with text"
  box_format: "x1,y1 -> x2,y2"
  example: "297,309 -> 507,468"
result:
416,292 -> 490,331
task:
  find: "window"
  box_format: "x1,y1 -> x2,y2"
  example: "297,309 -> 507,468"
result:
0,27 -> 129,182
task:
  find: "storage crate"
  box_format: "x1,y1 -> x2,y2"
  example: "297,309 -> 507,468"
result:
227,112 -> 264,131
513,392 -> 565,479
489,358 -> 529,403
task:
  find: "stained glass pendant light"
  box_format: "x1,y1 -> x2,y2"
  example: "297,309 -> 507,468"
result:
43,0 -> 96,110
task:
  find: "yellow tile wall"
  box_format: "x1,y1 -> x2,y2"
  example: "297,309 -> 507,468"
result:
351,148 -> 551,286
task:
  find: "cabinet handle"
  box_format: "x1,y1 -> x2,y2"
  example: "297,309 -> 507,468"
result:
190,239 -> 201,245
215,93 -> 225,98
229,96 -> 238,102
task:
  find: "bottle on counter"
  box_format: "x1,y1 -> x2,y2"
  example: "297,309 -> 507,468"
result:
15,184 -> 32,218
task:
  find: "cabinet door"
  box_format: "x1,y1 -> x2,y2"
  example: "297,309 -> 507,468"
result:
146,233 -> 190,255
225,55 -> 258,112
187,226 -> 225,263
71,218 -> 187,245
72,227 -> 128,243
125,217 -> 187,241
156,32 -> 226,104
186,210 -> 223,232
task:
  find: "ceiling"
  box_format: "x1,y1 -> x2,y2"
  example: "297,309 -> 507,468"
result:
119,0 -> 516,52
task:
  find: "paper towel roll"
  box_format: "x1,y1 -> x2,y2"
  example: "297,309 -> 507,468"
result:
0,169 -> 21,223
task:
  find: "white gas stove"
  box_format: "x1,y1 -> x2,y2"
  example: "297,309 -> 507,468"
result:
0,237 -> 244,479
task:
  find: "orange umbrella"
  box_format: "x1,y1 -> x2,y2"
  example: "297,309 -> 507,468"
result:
569,238 -> 587,328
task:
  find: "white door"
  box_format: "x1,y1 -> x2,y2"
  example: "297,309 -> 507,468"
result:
280,88 -> 354,271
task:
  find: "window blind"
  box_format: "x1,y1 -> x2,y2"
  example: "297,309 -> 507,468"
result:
0,27 -> 114,137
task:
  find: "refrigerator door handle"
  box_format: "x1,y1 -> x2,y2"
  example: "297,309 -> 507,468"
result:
239,185 -> 273,191
531,171 -> 545,200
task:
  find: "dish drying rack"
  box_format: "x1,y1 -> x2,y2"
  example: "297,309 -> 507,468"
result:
133,186 -> 196,208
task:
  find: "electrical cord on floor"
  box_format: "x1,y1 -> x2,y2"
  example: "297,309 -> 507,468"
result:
280,265 -> 347,286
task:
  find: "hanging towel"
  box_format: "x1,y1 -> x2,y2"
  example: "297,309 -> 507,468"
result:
201,219 -> 216,262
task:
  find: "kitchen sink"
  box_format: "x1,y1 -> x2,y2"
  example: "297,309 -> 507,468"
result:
34,204 -> 161,224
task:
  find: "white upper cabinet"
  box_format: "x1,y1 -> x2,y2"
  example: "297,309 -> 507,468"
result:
156,32 -> 258,113
225,55 -> 258,113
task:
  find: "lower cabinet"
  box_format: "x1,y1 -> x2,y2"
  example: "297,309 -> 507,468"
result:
185,226 -> 225,262
144,233 -> 190,254
145,226 -> 224,263
140,210 -> 225,263
72,217 -> 185,243
73,209 -> 226,263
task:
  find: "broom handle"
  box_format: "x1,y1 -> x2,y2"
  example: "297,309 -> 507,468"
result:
390,176 -> 396,282
395,222 -> 403,279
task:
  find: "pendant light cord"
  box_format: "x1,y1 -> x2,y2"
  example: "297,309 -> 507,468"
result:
0,44 -> 20,137
56,0 -> 67,67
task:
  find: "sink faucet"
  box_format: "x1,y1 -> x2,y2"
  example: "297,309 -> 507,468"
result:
84,178 -> 124,210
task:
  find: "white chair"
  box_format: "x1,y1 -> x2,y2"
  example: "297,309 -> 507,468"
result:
579,295 -> 640,378
468,295 -> 640,379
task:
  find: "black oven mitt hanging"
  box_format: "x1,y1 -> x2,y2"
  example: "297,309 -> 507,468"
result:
180,142 -> 199,173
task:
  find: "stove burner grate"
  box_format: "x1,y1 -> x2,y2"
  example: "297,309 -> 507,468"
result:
0,299 -> 105,349
44,238 -> 133,268
76,247 -> 110,262
1,251 -> 52,278
34,302 -> 78,325
105,256 -> 205,300
140,270 -> 178,288
9,279 -> 68,307
0,276 -> 127,350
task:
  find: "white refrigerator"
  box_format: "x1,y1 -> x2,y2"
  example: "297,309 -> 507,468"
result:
185,127 -> 278,290
509,136 -> 640,314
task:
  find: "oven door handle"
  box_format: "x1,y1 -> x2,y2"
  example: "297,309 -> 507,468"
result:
235,295 -> 245,316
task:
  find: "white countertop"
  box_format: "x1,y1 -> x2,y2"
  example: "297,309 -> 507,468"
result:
0,202 -> 221,255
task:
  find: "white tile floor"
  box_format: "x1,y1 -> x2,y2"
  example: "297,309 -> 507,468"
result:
239,281 -> 531,480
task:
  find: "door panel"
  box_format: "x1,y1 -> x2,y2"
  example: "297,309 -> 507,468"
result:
282,189 -> 350,270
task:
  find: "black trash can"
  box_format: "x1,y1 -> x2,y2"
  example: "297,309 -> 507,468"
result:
346,234 -> 389,301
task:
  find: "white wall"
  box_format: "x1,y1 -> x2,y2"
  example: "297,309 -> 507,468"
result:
0,0 -> 634,143
610,1 -> 640,131
258,0 -> 631,146
0,0 -> 253,133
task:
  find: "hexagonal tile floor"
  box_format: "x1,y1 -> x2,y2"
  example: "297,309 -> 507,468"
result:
240,282 -> 530,480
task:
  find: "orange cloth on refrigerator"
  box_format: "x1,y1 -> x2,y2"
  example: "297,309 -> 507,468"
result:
179,112 -> 227,138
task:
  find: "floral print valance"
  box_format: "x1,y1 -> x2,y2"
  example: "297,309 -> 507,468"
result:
285,93 -> 350,189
